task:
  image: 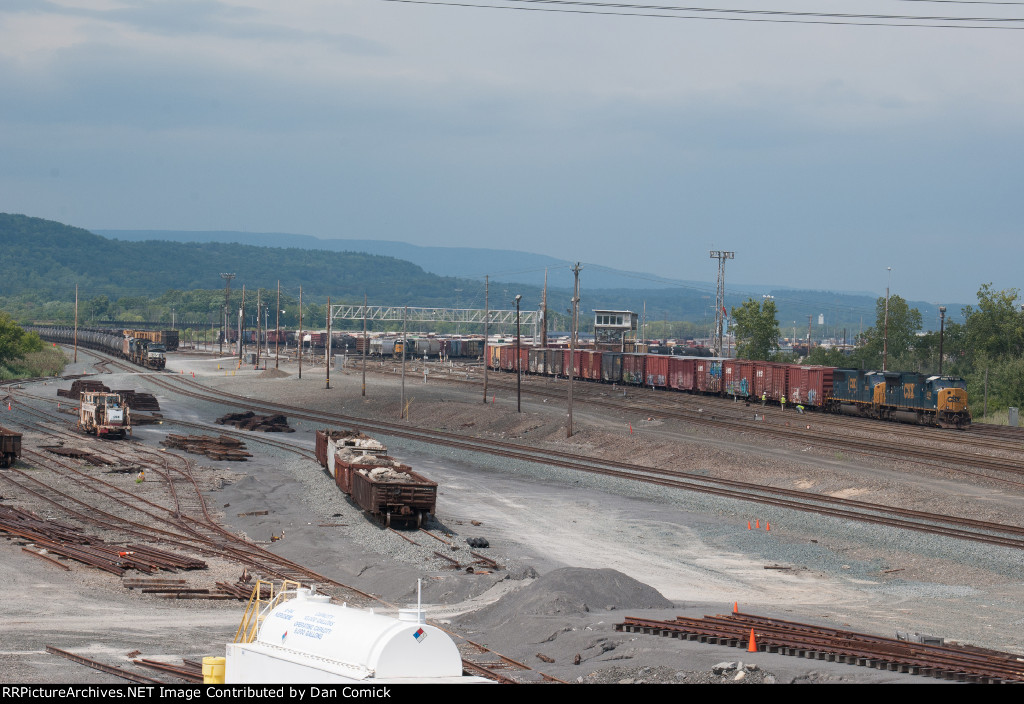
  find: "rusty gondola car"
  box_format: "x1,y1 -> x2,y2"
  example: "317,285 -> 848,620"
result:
0,427 -> 22,467
315,429 -> 437,527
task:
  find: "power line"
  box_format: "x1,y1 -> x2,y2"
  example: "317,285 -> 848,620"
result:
377,0 -> 1024,27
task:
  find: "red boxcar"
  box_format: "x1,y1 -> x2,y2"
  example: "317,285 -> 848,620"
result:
695,358 -> 726,393
644,355 -> 669,388
723,360 -> 754,398
563,349 -> 583,379
786,365 -> 835,408
499,345 -> 518,371
668,357 -> 696,392
752,362 -> 789,401
580,350 -> 603,380
622,354 -> 646,385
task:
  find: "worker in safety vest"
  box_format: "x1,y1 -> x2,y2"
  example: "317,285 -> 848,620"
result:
780,395 -> 786,411
761,391 -> 766,406
796,404 -> 805,415
136,470 -> 145,484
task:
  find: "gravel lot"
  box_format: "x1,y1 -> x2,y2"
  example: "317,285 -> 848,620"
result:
2,349 -> 1022,684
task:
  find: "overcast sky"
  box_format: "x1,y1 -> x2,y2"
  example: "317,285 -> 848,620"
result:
2,0 -> 1022,304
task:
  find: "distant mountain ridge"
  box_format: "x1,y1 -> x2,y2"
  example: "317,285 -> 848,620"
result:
0,215 -> 963,331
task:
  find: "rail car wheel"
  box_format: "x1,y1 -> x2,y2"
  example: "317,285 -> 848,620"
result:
416,511 -> 424,529
385,512 -> 391,528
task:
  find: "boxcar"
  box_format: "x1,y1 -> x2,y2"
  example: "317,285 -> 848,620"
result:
622,354 -> 646,385
528,348 -> 546,374
668,356 -> 696,392
753,361 -> 789,401
563,349 -> 583,379
695,358 -> 726,393
601,352 -> 623,383
644,355 -> 669,388
580,350 -> 603,381
546,348 -> 564,376
723,360 -> 754,398
786,365 -> 834,408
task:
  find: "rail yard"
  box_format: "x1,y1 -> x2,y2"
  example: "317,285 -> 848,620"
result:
1,344 -> 1023,684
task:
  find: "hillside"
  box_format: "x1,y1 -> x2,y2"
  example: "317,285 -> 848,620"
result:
2,214 -> 959,334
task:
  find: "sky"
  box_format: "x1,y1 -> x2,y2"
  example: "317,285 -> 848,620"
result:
1,0 -> 1022,305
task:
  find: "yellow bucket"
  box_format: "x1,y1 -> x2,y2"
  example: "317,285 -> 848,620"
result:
202,656 -> 226,684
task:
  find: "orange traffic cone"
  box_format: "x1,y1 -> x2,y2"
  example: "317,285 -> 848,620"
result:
755,519 -> 760,529
747,521 -> 751,530
766,522 -> 771,531
628,423 -> 633,434
748,628 -> 758,652
733,602 -> 739,614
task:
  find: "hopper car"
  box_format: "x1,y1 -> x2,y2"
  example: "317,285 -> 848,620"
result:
488,345 -> 971,429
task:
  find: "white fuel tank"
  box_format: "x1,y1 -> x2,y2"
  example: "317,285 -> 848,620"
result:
226,590 -> 481,683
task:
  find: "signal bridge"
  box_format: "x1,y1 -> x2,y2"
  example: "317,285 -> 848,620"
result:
329,305 -> 540,331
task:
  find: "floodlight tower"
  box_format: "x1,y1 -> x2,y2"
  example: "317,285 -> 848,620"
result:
709,251 -> 734,356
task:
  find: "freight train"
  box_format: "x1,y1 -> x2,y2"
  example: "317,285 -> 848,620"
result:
488,346 -> 971,429
26,326 -> 171,371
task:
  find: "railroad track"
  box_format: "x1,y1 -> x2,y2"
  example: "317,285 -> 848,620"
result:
0,399 -> 377,601
420,363 -> 1024,482
617,613 -> 1024,683
5,373 -> 557,684
49,355 -> 1019,553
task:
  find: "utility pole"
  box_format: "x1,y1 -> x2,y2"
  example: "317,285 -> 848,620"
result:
298,286 -> 303,379
808,315 -> 812,357
938,306 -> 947,375
483,276 -> 489,404
220,273 -> 235,356
275,281 -> 281,369
709,251 -> 735,356
256,289 -> 261,368
541,269 -> 548,348
366,290 -> 370,397
515,294 -> 522,413
401,306 -> 407,418
883,266 -> 892,372
73,283 -> 79,363
239,285 -> 246,361
568,263 -> 582,438
326,295 -> 332,389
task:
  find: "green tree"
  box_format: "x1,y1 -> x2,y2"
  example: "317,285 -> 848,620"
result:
852,295 -> 922,369
730,298 -> 780,361
0,311 -> 43,365
961,284 -> 1024,363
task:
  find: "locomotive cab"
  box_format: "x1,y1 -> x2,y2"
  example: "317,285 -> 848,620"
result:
926,376 -> 971,428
